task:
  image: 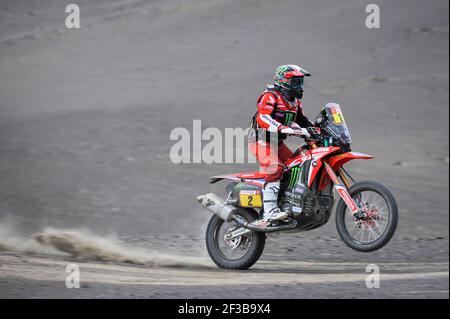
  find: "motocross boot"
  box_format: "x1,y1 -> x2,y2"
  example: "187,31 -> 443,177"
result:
249,181 -> 288,229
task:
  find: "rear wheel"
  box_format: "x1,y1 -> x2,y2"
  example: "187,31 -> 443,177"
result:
206,208 -> 265,269
335,181 -> 398,252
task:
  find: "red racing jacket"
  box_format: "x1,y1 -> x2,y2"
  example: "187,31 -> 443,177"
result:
251,86 -> 313,144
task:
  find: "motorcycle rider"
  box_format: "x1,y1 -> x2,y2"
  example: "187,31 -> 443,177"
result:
249,64 -> 315,228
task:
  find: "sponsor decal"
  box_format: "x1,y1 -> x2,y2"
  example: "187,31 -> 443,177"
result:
234,182 -> 246,192
336,185 -> 358,213
350,152 -> 372,158
288,166 -> 302,190
292,206 -> 303,213
332,113 -> 344,124
284,112 -> 296,125
312,147 -> 331,154
205,198 -> 215,207
241,174 -> 259,178
261,114 -> 280,127
240,190 -> 260,196
289,152 -> 312,168
330,104 -> 345,124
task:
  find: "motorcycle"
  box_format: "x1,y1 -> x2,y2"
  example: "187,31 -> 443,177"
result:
198,103 -> 398,269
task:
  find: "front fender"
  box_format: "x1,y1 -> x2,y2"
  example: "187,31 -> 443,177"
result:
328,151 -> 374,171
317,152 -> 373,191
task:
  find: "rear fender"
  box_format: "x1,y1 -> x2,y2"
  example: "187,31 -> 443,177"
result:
209,172 -> 265,187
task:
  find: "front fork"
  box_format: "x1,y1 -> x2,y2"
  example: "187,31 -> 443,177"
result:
323,160 -> 367,219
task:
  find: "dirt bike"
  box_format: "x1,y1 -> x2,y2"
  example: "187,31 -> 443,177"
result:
198,103 -> 398,269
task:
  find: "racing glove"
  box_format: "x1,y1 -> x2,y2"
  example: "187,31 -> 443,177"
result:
279,125 -> 310,138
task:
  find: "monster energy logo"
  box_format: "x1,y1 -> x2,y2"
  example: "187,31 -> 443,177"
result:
234,182 -> 246,192
288,166 -> 302,190
284,112 -> 295,125
276,65 -> 291,78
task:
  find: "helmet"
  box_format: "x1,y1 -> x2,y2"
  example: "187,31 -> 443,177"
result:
274,64 -> 310,100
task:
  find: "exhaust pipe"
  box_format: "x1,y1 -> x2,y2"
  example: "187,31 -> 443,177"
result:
197,193 -> 235,222
198,193 -> 298,233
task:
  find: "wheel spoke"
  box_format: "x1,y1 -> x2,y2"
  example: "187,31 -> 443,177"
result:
216,217 -> 253,260
343,190 -> 390,244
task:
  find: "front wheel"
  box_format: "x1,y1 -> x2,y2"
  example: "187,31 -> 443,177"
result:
335,181 -> 398,252
206,208 -> 265,269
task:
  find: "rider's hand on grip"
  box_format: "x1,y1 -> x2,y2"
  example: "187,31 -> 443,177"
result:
280,126 -> 310,138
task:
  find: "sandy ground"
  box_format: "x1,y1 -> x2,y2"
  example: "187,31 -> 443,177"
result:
0,253 -> 448,298
0,0 -> 448,298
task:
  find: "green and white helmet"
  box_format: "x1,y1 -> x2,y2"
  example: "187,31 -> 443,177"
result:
274,64 -> 311,99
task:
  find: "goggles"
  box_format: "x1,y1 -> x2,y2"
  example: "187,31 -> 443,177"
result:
288,76 -> 304,89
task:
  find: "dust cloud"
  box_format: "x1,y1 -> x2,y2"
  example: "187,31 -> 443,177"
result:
0,222 -> 212,269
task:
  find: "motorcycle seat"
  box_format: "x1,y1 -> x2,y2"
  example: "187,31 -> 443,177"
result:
209,172 -> 266,186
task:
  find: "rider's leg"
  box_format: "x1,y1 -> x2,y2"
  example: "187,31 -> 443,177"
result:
278,142 -> 294,163
249,141 -> 293,225
261,142 -> 293,220
262,179 -> 286,220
